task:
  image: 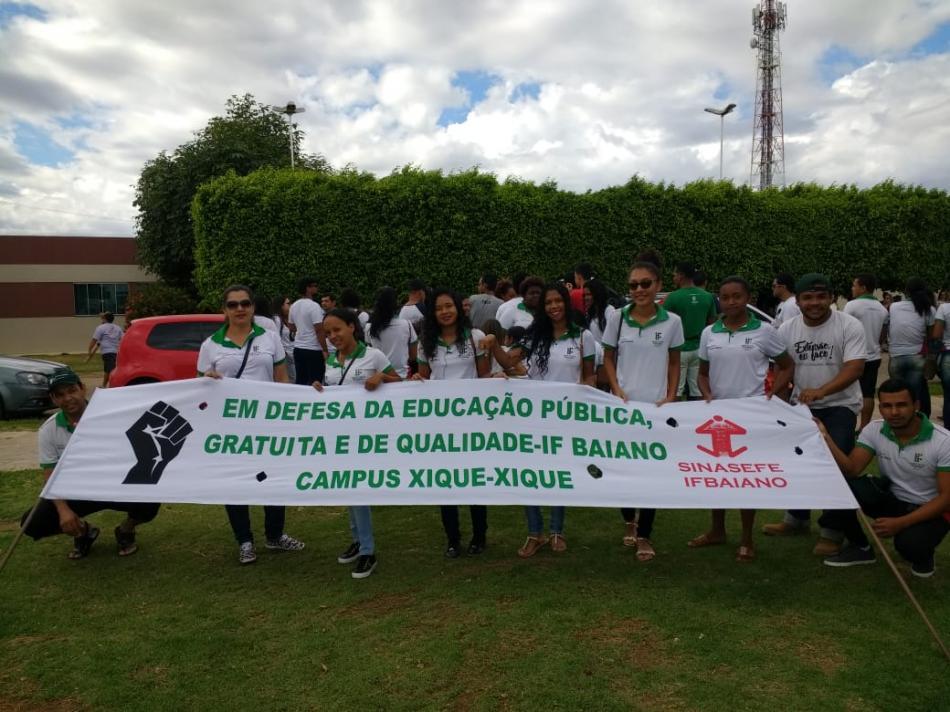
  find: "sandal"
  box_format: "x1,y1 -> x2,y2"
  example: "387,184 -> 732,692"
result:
622,521 -> 638,548
115,525 -> 138,556
550,533 -> 567,553
687,532 -> 726,548
68,524 -> 100,559
736,545 -> 756,562
517,535 -> 549,559
635,537 -> 656,562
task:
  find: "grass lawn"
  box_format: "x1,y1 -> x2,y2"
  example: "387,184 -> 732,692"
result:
0,417 -> 43,433
2,470 -> 949,711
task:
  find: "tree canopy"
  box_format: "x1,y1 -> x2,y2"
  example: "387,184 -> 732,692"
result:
134,93 -> 329,289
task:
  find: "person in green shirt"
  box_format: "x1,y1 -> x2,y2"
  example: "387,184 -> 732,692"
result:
663,262 -> 717,400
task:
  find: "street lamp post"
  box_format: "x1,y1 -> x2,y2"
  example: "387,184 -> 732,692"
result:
276,102 -> 306,169
704,103 -> 736,180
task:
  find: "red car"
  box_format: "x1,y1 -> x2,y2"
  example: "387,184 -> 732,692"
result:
111,314 -> 224,387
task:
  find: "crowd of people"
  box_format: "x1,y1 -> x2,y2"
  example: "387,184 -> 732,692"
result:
25,254 -> 950,581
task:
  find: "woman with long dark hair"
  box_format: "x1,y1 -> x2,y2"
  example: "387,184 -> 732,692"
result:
413,288 -> 491,557
198,284 -> 304,565
366,286 -> 418,379
271,295 -> 296,382
314,307 -> 401,579
601,261 -> 684,562
489,282 -> 596,557
888,278 -> 936,415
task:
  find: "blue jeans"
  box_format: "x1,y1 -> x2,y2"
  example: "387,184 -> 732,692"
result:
939,353 -> 950,425
525,506 -> 564,535
889,354 -> 930,416
349,506 -> 374,555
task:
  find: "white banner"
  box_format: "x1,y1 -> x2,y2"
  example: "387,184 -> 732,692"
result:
44,378 -> 857,509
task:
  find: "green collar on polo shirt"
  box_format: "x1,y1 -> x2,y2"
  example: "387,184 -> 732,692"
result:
711,314 -> 762,334
328,340 -> 367,368
880,413 -> 934,448
55,409 -> 77,433
210,323 -> 265,347
622,304 -> 669,329
437,329 -> 471,348
556,323 -> 582,340
856,295 -> 878,300
516,302 -> 529,312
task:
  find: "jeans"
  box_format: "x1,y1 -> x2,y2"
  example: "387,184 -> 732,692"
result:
821,476 -> 950,567
22,499 -> 160,540
440,505 -> 487,546
349,506 -> 374,555
939,353 -> 950,425
525,506 -> 565,535
293,348 -> 325,386
621,508 -> 656,539
889,353 -> 930,417
225,505 -> 285,545
786,406 -> 856,538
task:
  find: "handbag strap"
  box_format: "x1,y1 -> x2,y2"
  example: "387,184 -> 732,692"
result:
337,351 -> 358,386
234,334 -> 256,379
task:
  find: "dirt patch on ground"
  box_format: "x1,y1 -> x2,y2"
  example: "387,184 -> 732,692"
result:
746,612 -> 847,676
0,432 -> 38,471
0,697 -> 86,712
576,616 -> 681,671
336,591 -> 417,618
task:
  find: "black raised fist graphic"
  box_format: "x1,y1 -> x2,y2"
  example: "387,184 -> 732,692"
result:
123,401 -> 193,485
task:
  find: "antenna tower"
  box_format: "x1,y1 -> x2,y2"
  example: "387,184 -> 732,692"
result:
750,0 -> 787,189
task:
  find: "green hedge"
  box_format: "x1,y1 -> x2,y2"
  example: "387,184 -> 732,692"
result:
192,168 -> 950,305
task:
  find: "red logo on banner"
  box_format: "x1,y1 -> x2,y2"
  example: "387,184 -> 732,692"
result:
696,416 -> 748,458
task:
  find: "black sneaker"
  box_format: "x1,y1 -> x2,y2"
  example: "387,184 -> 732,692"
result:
823,545 -> 876,568
337,541 -> 360,564
445,544 -> 461,559
467,541 -> 485,555
352,554 -> 377,579
912,558 -> 936,578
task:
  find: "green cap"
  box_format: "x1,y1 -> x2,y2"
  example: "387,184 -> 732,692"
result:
795,273 -> 832,295
48,369 -> 81,393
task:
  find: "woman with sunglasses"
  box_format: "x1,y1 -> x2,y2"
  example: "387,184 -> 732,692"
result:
413,288 -> 492,558
602,262 -> 684,562
198,285 -> 305,565
489,283 -> 596,557
313,307 -> 401,579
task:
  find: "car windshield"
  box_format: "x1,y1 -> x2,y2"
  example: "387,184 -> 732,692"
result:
145,321 -> 221,351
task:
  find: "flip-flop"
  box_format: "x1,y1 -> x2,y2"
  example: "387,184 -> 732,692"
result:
687,533 -> 726,548
67,525 -> 100,559
635,537 -> 656,562
736,545 -> 756,562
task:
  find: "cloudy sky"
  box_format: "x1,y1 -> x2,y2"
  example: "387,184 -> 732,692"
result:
1,0 -> 948,236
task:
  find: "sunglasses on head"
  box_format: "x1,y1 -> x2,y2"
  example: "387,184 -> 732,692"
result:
628,279 -> 655,291
225,299 -> 253,309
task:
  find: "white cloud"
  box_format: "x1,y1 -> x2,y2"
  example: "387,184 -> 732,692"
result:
0,0 -> 948,236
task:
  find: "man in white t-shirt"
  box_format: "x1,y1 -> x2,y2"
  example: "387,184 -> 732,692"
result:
86,312 -> 124,388
763,273 -> 866,557
771,272 -> 801,328
19,370 -> 161,558
288,276 -> 327,385
843,273 -> 889,430
398,279 -> 427,334
498,276 -> 544,331
817,378 -> 950,577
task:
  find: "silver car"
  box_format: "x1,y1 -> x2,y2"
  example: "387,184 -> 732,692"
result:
0,355 -> 67,418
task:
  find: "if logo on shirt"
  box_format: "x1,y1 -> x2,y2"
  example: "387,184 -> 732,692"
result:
914,452 -> 923,464
653,332 -> 664,346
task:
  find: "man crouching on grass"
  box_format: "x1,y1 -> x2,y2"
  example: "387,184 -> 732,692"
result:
19,370 -> 160,559
817,378 -> 950,577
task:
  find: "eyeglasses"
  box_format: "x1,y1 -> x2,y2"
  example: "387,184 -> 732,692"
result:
225,300 -> 252,309
628,280 -> 655,291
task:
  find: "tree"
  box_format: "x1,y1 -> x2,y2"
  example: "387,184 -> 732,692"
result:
134,93 -> 330,290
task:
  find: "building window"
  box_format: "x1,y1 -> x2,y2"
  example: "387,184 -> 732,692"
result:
74,283 -> 129,316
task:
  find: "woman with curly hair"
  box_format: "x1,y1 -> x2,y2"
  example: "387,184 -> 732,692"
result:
365,286 -> 418,379
413,288 -> 492,557
489,282 -> 596,557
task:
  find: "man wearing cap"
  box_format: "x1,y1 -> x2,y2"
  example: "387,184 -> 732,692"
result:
763,273 -> 867,557
19,370 -> 160,558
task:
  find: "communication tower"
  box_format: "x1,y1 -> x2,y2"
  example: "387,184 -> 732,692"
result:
750,0 -> 787,189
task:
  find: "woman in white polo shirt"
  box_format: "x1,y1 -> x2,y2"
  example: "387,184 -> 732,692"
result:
491,283 -> 596,558
198,284 -> 305,565
602,261 -> 685,562
315,307 -> 400,580
689,276 -> 795,562
413,288 -> 491,558
887,278 -> 936,416
365,287 -> 418,379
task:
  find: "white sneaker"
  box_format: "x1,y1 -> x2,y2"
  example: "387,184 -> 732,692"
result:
238,541 -> 257,565
265,534 -> 305,552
